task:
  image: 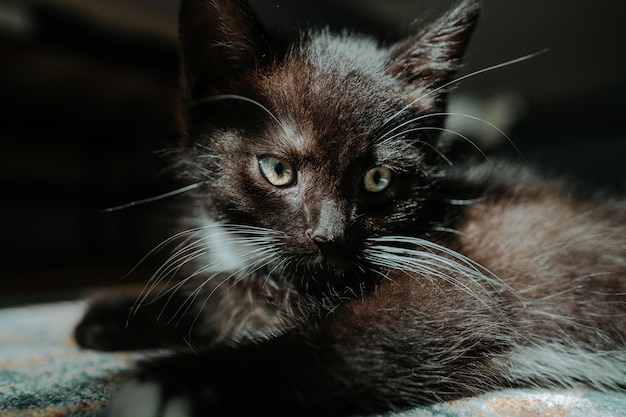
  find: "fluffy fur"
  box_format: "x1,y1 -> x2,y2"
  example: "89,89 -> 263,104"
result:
75,0 -> 626,416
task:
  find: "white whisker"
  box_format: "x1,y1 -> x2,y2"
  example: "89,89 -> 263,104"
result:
430,227 -> 464,235
189,94 -> 287,133
440,112 -> 524,160
99,181 -> 206,214
362,235 -> 513,311
182,250 -> 282,338
377,111 -> 523,161
444,197 -> 485,206
128,222 -> 286,326
383,51 -> 548,129
382,126 -> 492,166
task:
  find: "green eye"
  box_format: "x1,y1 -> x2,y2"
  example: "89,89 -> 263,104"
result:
258,156 -> 296,187
363,166 -> 392,193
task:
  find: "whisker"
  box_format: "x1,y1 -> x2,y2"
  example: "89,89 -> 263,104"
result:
377,111 -> 524,161
126,227 -> 206,281
99,181 -> 206,214
164,229 -> 285,325
181,250 -> 281,339
444,197 -> 485,206
430,226 -> 465,235
362,235 -> 515,311
145,247 -> 217,308
127,227 -> 210,324
129,222 -> 285,324
382,51 -> 548,130
383,126 -> 492,166
189,94 -> 287,133
380,134 -> 454,168
368,236 -> 497,277
439,112 -> 525,160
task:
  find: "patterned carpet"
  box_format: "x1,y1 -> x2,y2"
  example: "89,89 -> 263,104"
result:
1,299 -> 626,417
0,300 -> 137,416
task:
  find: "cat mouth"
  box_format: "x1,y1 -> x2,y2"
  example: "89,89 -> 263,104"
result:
313,253 -> 343,266
304,252 -> 354,276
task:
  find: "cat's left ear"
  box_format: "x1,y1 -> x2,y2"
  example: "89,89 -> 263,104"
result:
178,0 -> 273,101
387,0 -> 480,92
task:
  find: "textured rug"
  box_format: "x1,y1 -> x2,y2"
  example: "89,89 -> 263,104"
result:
1,299 -> 626,417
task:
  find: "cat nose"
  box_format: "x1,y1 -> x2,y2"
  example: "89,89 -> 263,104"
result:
304,199 -> 347,256
306,229 -> 345,256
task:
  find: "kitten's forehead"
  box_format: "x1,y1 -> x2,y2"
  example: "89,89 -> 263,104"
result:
254,33 -> 399,162
305,32 -> 389,79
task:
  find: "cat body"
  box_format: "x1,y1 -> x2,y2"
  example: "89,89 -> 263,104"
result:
75,0 -> 626,416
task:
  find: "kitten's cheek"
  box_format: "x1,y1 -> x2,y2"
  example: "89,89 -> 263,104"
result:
106,379 -> 192,417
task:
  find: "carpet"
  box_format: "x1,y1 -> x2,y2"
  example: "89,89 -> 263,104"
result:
1,300 -> 626,417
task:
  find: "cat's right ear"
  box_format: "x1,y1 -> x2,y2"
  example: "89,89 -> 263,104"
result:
387,0 -> 481,97
179,0 -> 271,102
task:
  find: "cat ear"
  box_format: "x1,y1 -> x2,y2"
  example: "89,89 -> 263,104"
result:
387,0 -> 481,90
179,0 -> 271,101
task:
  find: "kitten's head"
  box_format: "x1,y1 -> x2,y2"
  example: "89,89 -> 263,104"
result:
174,0 -> 480,292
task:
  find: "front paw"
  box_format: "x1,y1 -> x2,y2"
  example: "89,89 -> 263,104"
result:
104,336 -> 342,417
75,290 -> 176,351
106,378 -> 193,417
104,346 -> 301,417
75,293 -> 151,350
105,354 -> 225,417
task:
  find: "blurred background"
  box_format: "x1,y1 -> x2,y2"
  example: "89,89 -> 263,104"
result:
1,0 -> 625,299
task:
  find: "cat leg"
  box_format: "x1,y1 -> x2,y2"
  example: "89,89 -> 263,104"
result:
102,273 -> 514,417
74,287 -> 205,351
105,337 -> 348,417
75,275 -> 298,351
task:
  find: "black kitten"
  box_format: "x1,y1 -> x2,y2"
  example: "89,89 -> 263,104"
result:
75,0 -> 626,416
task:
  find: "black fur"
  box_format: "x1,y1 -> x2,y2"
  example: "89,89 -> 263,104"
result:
75,1 -> 626,416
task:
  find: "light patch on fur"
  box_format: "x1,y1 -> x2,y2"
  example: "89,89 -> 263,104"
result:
200,220 -> 260,273
277,122 -> 306,152
106,379 -> 161,417
163,396 -> 192,417
306,31 -> 387,79
507,343 -> 626,390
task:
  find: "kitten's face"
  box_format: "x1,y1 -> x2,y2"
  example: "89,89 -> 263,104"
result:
176,0 -> 479,289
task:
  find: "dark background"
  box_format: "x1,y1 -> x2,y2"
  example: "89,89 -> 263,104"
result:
1,0 -> 625,296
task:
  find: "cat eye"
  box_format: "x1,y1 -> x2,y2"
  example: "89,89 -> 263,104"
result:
363,166 -> 393,193
258,156 -> 296,187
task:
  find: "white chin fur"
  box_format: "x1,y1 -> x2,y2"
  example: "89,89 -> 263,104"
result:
200,220 -> 259,273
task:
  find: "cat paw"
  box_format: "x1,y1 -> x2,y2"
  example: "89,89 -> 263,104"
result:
104,349 -> 283,417
106,379 -> 193,417
103,351 -> 236,417
74,319 -> 124,351
104,338 -> 330,417
74,291 -> 163,350
74,306 -> 134,351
